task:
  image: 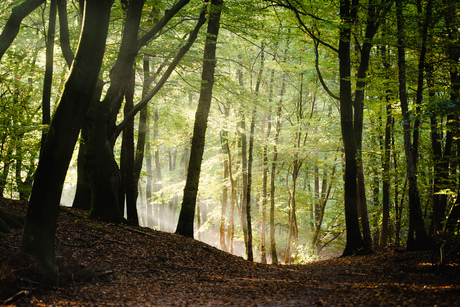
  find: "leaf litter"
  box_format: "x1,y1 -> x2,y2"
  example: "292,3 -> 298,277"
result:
1,198 -> 459,306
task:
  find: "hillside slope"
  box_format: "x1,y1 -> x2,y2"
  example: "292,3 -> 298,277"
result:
1,198 -> 459,306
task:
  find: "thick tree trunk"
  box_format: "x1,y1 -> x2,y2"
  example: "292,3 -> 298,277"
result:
86,103 -> 124,223
85,0 -> 144,223
175,0 -> 223,238
21,0 -> 113,273
339,0 -> 367,257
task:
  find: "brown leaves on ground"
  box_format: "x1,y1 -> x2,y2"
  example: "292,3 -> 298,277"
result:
1,198 -> 459,306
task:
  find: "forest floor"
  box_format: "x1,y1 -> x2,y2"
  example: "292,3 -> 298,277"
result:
1,198 -> 460,306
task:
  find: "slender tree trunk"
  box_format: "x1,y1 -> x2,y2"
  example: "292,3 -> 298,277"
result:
239,107 -> 249,251
40,0 -> 56,151
121,74 -> 139,225
220,129 -> 229,252
220,104 -> 233,252
261,110 -> 271,264
21,0 -> 113,273
379,44 -> 392,249
440,0 -> 460,234
57,0 -> 74,67
270,99 -> 283,265
176,0 -> 223,237
396,0 -> 431,250
246,106 -> 256,261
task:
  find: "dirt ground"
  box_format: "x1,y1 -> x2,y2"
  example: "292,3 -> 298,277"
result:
1,198 -> 459,306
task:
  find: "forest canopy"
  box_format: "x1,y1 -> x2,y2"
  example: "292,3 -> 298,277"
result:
0,0 -> 459,270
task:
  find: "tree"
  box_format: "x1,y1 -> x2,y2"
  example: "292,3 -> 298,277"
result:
176,0 -> 223,238
21,0 -> 114,272
395,0 -> 431,250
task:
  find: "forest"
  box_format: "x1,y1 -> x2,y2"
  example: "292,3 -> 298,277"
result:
0,0 -> 460,278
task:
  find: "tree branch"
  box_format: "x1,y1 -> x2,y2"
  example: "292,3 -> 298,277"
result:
314,40 -> 340,100
137,0 -> 191,49
116,1 -> 209,135
0,0 -> 46,61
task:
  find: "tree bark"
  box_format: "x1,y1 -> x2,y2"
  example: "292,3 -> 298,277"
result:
396,0 -> 431,250
21,0 -> 114,273
40,0 -> 56,150
219,129 -> 229,252
261,110 -> 271,264
270,99 -> 283,265
175,0 -> 223,238
57,0 -> 74,67
121,74 -> 139,225
339,0 -> 367,257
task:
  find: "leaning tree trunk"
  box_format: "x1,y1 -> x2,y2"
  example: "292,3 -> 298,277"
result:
175,0 -> 223,238
21,0 -> 113,273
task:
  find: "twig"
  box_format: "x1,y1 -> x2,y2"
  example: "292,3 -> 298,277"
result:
115,225 -> 158,238
3,290 -> 30,305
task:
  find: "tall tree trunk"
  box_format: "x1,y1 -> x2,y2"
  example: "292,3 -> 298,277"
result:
379,45 -> 392,249
224,135 -> 237,254
396,0 -> 431,250
270,99 -> 283,265
440,0 -> 460,234
86,0 -> 144,223
246,106 -> 256,261
40,0 -> 56,151
21,0 -> 113,273
176,0 -> 223,237
84,0 -> 200,224
260,111 -> 270,264
353,0 -> 384,250
220,129 -> 229,252
220,104 -> 232,251
140,55 -> 153,227
121,74 -> 139,225
236,55 -> 250,253
339,0 -> 367,256
239,107 -> 249,252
